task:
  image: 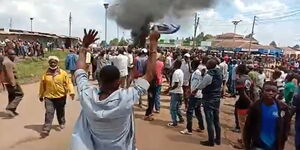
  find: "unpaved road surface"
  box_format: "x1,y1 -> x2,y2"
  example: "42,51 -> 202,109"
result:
0,82 -> 294,150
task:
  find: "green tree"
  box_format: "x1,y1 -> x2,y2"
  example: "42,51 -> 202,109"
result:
109,38 -> 119,46
203,34 -> 214,41
118,38 -> 128,46
159,39 -> 165,44
169,39 -> 175,44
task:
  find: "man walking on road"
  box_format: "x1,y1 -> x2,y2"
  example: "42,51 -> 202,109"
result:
65,49 -> 78,84
1,49 -> 24,117
39,56 -> 75,137
192,58 -> 223,147
71,29 -> 159,150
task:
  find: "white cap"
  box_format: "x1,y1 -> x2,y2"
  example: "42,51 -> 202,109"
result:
184,53 -> 191,58
142,48 -> 148,53
5,39 -> 10,43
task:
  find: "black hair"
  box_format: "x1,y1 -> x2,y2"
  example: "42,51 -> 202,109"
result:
236,64 -> 249,75
206,59 -> 217,70
285,73 -> 295,82
263,81 -> 278,90
272,70 -> 282,80
202,56 -> 209,65
191,59 -> 200,70
98,65 -> 120,84
173,60 -> 182,69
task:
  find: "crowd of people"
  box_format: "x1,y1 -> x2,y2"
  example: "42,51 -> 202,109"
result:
0,29 -> 300,150
0,39 -> 46,58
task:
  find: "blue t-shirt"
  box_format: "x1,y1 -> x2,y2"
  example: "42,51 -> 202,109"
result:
260,102 -> 279,148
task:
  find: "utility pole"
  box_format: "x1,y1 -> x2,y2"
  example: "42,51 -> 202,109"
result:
104,2 -> 109,46
69,12 -> 72,37
30,17 -> 34,32
9,18 -> 12,29
232,20 -> 242,49
248,16 -> 257,53
117,24 -> 119,40
193,13 -> 200,48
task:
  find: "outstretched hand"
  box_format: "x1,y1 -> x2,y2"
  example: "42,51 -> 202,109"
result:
82,29 -> 99,48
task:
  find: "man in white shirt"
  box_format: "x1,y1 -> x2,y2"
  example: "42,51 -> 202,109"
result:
219,58 -> 228,97
109,49 -> 129,88
181,53 -> 192,110
168,60 -> 185,127
180,59 -> 206,135
71,29 -> 160,150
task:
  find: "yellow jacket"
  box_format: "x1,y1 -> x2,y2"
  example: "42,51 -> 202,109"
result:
39,69 -> 75,99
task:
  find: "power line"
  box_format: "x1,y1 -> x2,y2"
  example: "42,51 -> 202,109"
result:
258,10 -> 300,21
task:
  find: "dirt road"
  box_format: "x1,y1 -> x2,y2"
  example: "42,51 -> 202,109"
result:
0,82 -> 294,150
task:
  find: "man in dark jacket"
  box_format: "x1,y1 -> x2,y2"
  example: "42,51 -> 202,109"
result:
243,81 -> 292,150
192,58 -> 223,147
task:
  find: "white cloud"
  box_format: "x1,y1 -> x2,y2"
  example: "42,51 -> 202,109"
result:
0,0 -> 298,46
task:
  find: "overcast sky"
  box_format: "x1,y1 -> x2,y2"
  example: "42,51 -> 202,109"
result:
0,0 -> 299,46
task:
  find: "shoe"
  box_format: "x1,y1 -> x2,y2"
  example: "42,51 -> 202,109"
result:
178,119 -> 184,124
59,125 -> 65,130
180,129 -> 192,135
195,128 -> 204,133
144,116 -> 154,121
167,123 -> 178,127
5,110 -> 16,117
154,110 -> 160,114
40,130 -> 49,138
13,111 -> 19,116
200,141 -> 214,147
215,139 -> 221,145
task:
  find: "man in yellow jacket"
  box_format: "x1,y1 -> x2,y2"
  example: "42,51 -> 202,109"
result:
39,56 -> 75,137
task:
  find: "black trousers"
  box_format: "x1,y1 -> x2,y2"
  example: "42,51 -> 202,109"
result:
43,97 -> 66,132
5,84 -> 24,112
145,86 -> 155,116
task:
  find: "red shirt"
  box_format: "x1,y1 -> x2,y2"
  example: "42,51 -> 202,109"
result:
156,60 -> 164,85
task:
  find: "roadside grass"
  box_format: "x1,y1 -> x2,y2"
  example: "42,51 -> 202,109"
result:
16,50 -> 68,84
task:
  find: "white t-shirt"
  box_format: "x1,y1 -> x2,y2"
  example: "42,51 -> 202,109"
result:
257,73 -> 266,88
191,68 -> 206,98
180,60 -> 191,86
165,56 -> 173,69
170,69 -> 184,94
110,54 -> 129,77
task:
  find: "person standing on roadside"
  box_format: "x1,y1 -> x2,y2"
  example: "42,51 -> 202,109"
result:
71,29 -> 159,150
1,49 -> 24,117
234,64 -> 254,149
244,81 -> 292,150
39,56 -> 75,137
65,49 -> 78,84
192,59 -> 223,147
168,60 -> 184,127
180,59 -> 205,135
181,53 -> 192,111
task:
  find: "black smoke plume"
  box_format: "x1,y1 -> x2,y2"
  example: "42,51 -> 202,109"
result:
109,0 -> 216,48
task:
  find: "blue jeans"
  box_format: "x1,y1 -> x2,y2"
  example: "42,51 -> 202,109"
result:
203,99 -> 221,144
170,93 -> 183,125
154,85 -> 162,111
186,97 -> 204,132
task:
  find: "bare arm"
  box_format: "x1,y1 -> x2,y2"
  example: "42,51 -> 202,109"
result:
143,32 -> 160,82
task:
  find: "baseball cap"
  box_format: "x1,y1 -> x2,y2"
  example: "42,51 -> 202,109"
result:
184,53 -> 191,58
142,48 -> 148,53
